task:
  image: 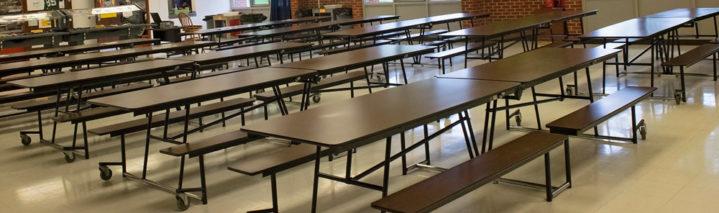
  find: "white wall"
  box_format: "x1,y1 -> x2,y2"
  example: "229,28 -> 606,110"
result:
148,0 -> 231,28
364,1 -> 463,30
583,0 -> 719,34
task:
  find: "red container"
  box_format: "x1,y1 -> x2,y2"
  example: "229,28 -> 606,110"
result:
544,0 -> 554,8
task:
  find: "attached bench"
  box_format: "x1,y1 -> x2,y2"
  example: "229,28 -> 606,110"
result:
157,130 -> 262,209
11,83 -> 153,112
0,89 -> 56,105
424,42 -> 498,74
160,67 -> 252,85
662,43 -> 719,103
88,97 -> 255,138
371,131 -> 571,213
317,40 -> 393,55
12,83 -> 155,161
227,143 -> 329,212
546,86 -> 656,144
540,41 -> 574,49
388,29 -> 449,43
254,71 -> 368,119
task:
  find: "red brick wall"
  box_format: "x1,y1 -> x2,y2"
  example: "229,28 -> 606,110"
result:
291,0 -> 300,18
290,0 -> 583,33
461,0 -> 584,34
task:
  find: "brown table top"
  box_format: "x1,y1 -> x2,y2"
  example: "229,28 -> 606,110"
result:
88,67 -> 315,114
0,40 -> 213,78
171,42 -> 311,65
441,10 -> 597,38
239,16 -> 400,37
324,13 -> 489,38
0,38 -> 158,62
241,78 -> 519,150
197,16 -> 331,36
272,44 -> 434,75
645,7 -> 719,20
581,17 -> 691,39
437,48 -> 619,88
8,59 -> 192,90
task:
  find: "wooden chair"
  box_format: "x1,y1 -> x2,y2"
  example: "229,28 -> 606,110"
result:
178,12 -> 202,40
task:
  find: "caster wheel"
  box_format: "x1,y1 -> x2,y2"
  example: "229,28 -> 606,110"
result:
64,152 -> 76,163
639,126 -> 647,140
20,134 -> 31,146
515,115 -> 522,126
312,94 -> 321,103
674,93 -> 681,105
176,194 -> 190,211
565,88 -> 573,96
99,166 -> 112,181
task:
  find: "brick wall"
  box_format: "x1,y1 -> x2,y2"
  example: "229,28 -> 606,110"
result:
461,0 -> 584,34
290,0 -> 583,33
291,0 -> 300,18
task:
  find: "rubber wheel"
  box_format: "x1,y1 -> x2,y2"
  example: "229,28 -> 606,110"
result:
176,194 -> 190,211
64,152 -> 76,163
515,115 -> 522,126
20,134 -> 31,146
639,126 -> 647,140
312,94 -> 321,103
99,166 -> 112,181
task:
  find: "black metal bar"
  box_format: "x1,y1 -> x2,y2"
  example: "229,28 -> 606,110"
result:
631,106 -> 638,144
311,146 -> 321,213
382,137 -> 392,197
564,139 -> 572,187
141,112 -> 153,179
464,110 -> 479,156
531,87 -> 542,130
197,155 -> 208,204
400,132 -> 407,175
544,153 -> 553,202
270,174 -> 278,212
458,112 -> 474,159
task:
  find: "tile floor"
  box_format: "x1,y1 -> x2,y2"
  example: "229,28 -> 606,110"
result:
1,42 -> 718,213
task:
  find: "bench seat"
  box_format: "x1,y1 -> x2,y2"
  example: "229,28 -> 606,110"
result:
254,71 -> 367,101
663,43 -> 719,67
388,29 -> 449,42
424,42 -> 498,74
661,44 -> 719,103
88,98 -> 255,137
163,68 -> 250,84
424,42 -> 497,60
0,89 -> 56,105
546,86 -> 655,143
11,83 -> 153,111
226,143 -> 330,212
228,143 -> 322,176
371,131 -> 570,213
540,41 -> 574,49
53,107 -> 125,123
160,130 -> 260,158
317,40 -> 392,55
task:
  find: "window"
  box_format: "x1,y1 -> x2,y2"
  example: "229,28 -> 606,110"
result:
251,0 -> 269,6
231,0 -> 249,9
231,0 -> 267,9
365,0 -> 393,4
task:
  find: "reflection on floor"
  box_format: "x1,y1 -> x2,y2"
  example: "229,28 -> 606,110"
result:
1,43 -> 719,213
